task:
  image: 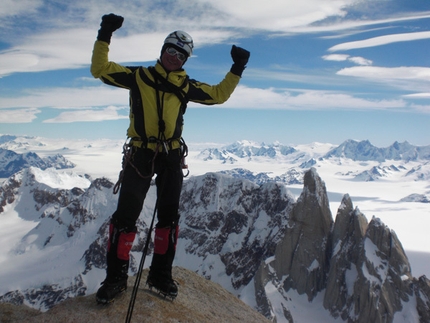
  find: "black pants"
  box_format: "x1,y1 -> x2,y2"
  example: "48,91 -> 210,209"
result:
112,147 -> 183,229
106,147 -> 183,281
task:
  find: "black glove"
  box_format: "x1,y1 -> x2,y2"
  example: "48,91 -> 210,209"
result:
230,45 -> 250,77
97,13 -> 124,44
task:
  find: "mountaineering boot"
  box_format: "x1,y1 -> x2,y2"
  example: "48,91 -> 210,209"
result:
96,222 -> 136,304
96,278 -> 128,304
146,224 -> 179,299
147,268 -> 178,299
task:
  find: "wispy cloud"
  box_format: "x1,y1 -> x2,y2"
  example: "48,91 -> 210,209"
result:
336,66 -> 430,95
0,86 -> 128,109
403,93 -> 430,99
1,82 -> 418,117
198,0 -> 351,31
0,0 -> 42,18
0,108 -> 40,123
328,31 -> 430,51
337,66 -> 430,81
43,106 -> 128,123
322,54 -> 372,66
191,85 -> 409,111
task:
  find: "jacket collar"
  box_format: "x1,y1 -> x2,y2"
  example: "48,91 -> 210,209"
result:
155,61 -> 187,78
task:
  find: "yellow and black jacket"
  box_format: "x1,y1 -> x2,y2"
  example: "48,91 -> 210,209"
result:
91,40 -> 241,151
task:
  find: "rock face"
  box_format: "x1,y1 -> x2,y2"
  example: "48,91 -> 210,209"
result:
178,173 -> 295,290
271,168 -> 333,299
254,168 -> 430,323
414,276 -> 430,323
324,195 -> 414,323
324,195 -> 368,318
254,168 -> 334,319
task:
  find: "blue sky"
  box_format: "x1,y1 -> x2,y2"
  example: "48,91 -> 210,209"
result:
0,0 -> 429,147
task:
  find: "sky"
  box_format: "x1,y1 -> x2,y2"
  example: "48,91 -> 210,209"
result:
0,0 -> 429,147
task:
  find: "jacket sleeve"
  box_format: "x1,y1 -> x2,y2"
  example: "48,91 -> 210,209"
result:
187,72 -> 241,105
90,40 -> 134,89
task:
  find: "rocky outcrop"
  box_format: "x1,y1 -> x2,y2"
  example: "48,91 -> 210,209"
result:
254,168 -> 430,323
178,173 -> 295,289
254,167 -> 334,320
323,194 -> 368,318
414,275 -> 430,323
270,168 -> 333,299
0,267 -> 271,323
324,194 -> 415,323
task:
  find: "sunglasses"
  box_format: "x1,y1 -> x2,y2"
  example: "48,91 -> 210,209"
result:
166,47 -> 187,62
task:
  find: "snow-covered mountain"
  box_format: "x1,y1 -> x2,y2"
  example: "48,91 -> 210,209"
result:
194,139 -> 430,183
196,140 -> 298,163
197,139 -> 430,163
323,139 -> 430,162
0,165 -> 429,322
1,136 -> 430,322
0,148 -> 75,178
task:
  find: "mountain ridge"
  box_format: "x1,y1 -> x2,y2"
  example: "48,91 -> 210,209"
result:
323,139 -> 430,162
0,147 -> 75,178
195,139 -> 430,164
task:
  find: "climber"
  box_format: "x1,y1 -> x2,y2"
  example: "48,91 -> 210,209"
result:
90,13 -> 250,303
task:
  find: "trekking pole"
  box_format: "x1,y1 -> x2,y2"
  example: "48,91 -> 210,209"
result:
125,197 -> 159,323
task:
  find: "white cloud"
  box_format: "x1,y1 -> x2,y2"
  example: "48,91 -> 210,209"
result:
191,85 -> 407,111
0,86 -> 128,109
1,79 -> 427,129
322,54 -> 350,61
43,106 -> 128,123
0,27 -> 239,78
322,54 -> 372,66
1,82 -> 411,114
0,52 -> 40,76
348,56 -> 372,66
0,0 -> 42,17
329,31 -> 430,51
197,0 -> 352,30
280,12 -> 430,34
0,108 -> 40,123
337,66 -> 430,81
336,66 -> 430,93
403,93 -> 430,99
0,29 -> 98,77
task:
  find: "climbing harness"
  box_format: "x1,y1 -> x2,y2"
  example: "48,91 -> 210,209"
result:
113,137 -> 188,195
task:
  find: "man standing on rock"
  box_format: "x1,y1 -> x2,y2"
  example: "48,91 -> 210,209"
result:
91,13 -> 250,303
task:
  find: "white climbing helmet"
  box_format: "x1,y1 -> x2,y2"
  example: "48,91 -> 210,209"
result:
163,30 -> 194,57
